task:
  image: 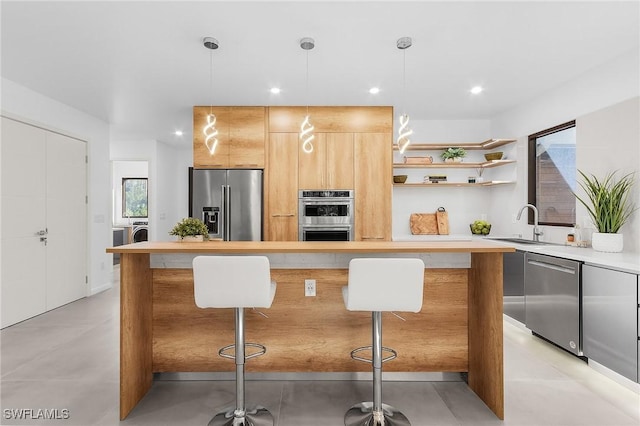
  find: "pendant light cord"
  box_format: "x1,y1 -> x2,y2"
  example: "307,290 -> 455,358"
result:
402,47 -> 406,116
306,48 -> 309,115
209,49 -> 214,115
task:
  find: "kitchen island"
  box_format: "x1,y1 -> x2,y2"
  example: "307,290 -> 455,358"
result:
106,240 -> 514,420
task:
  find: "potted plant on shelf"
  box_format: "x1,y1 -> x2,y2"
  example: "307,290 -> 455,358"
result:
574,170 -> 636,252
169,217 -> 210,242
441,147 -> 466,163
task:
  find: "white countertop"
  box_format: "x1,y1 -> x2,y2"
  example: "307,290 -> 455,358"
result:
483,238 -> 640,274
394,234 -> 639,274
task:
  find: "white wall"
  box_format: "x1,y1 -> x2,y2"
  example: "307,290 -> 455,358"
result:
1,77 -> 112,295
155,142 -> 191,241
111,138 -> 191,242
575,98 -> 639,252
490,49 -> 640,249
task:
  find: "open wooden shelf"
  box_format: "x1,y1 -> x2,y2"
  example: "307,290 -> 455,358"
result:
393,159 -> 515,169
393,139 -> 517,151
393,180 -> 514,187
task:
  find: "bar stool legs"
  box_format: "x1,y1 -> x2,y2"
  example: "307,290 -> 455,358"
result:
209,308 -> 273,426
344,312 -> 411,426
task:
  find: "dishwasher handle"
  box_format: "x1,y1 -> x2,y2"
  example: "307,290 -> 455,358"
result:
527,259 -> 576,275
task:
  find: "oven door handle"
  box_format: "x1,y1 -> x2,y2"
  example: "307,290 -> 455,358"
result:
300,200 -> 353,205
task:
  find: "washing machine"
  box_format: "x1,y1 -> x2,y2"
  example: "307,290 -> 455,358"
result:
131,221 -> 148,242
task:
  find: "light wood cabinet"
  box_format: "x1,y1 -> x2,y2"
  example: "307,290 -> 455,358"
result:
298,133 -> 354,189
264,106 -> 392,241
193,106 -> 265,168
354,133 -> 392,241
266,133 -> 298,241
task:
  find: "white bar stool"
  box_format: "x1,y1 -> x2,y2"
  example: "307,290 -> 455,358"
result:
192,255 -> 277,426
342,258 -> 425,426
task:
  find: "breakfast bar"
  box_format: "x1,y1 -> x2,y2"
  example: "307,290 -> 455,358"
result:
107,240 -> 514,420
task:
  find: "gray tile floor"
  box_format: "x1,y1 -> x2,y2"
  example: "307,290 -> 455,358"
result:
1,267 -> 639,425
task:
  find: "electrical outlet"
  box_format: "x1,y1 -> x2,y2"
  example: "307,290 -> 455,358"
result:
304,279 -> 316,297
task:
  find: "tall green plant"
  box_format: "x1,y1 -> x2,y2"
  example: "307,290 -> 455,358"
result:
574,170 -> 636,233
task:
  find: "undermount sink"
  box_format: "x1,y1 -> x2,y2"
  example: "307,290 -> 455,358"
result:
488,237 -> 563,246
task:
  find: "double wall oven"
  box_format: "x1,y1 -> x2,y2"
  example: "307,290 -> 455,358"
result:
298,190 -> 354,241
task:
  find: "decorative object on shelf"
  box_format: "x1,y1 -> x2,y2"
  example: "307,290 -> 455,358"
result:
476,167 -> 485,183
468,176 -> 476,184
426,175 -> 447,183
441,147 -> 466,162
202,37 -> 220,156
396,36 -> 413,154
574,170 -> 636,253
300,37 -> 315,154
403,156 -> 433,164
169,217 -> 210,241
470,220 -> 491,235
484,151 -> 504,161
393,175 -> 408,184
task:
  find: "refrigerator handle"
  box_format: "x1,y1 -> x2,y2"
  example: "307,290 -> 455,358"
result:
220,185 -> 227,241
225,184 -> 231,241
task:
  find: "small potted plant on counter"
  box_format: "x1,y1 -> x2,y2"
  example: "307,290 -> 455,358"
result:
574,170 -> 636,252
169,217 -> 210,242
441,147 -> 466,163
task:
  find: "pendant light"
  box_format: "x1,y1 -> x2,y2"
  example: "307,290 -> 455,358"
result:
300,37 -> 315,154
203,36 -> 219,156
396,36 -> 413,154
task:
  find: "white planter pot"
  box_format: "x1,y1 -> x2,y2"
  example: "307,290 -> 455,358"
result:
180,235 -> 204,242
591,232 -> 623,253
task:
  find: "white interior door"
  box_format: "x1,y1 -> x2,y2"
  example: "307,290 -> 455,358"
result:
1,117 -> 47,327
46,131 -> 87,309
1,117 -> 87,328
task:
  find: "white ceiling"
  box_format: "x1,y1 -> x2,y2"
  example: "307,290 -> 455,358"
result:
1,1 -> 638,147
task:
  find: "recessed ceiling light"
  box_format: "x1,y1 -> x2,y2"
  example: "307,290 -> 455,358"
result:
174,130 -> 183,136
270,87 -> 281,94
470,86 -> 484,95
369,87 -> 380,94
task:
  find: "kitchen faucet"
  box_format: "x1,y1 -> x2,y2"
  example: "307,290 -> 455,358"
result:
516,204 -> 544,241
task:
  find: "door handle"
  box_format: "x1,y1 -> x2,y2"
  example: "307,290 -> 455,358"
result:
40,236 -> 47,246
527,259 -> 576,274
36,229 -> 48,236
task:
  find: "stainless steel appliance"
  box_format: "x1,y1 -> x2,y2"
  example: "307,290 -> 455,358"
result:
298,190 -> 354,241
189,168 -> 263,241
132,221 -> 148,243
503,250 -> 525,323
525,252 -> 582,356
583,264 -> 638,381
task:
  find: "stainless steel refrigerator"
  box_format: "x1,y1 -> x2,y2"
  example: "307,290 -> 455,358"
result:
189,168 -> 263,241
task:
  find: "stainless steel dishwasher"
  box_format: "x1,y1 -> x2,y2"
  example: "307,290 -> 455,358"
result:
525,252 -> 582,356
503,250 -> 525,323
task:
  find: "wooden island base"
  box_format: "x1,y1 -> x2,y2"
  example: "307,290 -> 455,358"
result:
109,241 -> 511,420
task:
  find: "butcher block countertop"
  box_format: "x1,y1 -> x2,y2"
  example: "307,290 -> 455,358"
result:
107,239 -> 515,254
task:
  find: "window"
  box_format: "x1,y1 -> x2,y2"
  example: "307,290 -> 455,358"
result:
122,178 -> 148,218
528,121 -> 576,227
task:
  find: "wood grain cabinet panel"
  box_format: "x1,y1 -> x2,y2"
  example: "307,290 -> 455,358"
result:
193,106 -> 265,168
266,133 -> 298,241
228,107 -> 265,168
354,133 -> 392,241
269,106 -> 392,133
298,133 -> 354,190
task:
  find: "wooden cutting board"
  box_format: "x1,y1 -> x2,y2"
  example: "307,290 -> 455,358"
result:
409,213 -> 439,234
436,207 -> 449,235
410,207 -> 449,235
